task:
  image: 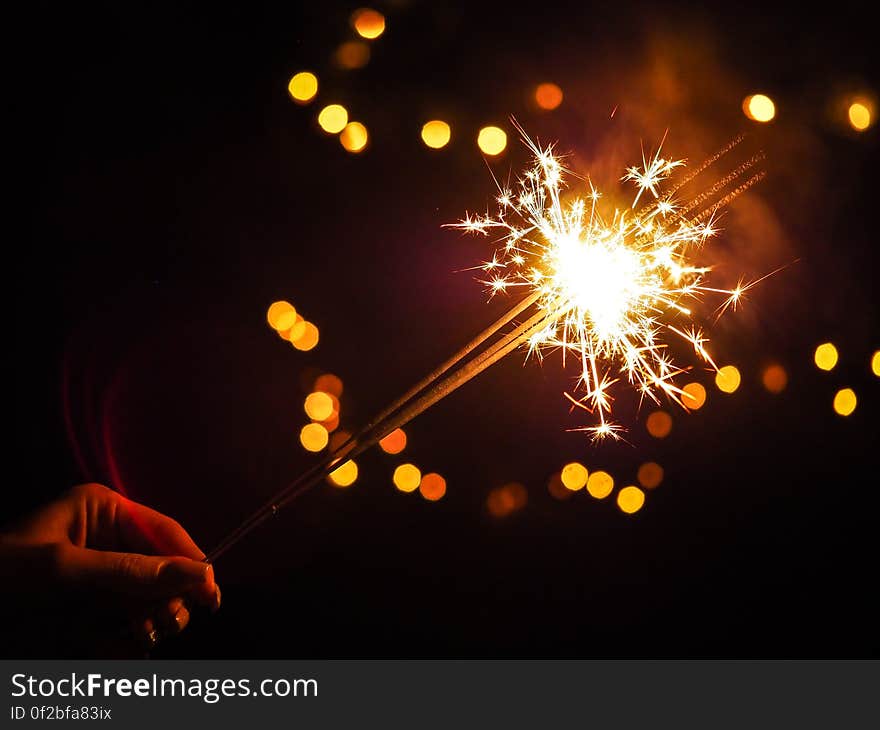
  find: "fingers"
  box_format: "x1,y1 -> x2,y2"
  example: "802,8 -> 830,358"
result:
114,496 -> 206,562
135,616 -> 159,653
65,483 -> 207,562
172,600 -> 191,632
111,496 -> 219,606
73,487 -> 217,605
156,597 -> 190,635
130,596 -> 195,652
60,546 -> 221,652
58,545 -> 215,601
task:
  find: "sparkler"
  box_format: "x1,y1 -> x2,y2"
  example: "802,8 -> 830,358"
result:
456,127 -> 765,439
207,129 -> 766,561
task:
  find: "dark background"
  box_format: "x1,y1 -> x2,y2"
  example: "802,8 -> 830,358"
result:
10,1 -> 878,656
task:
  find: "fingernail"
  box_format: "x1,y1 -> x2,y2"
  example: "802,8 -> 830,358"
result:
158,601 -> 189,635
160,559 -> 211,587
167,597 -> 184,614
145,628 -> 158,650
172,604 -> 190,633
154,598 -> 183,635
211,585 -> 222,613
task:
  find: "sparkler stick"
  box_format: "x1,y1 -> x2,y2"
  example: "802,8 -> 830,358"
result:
678,152 -> 766,216
691,171 -> 767,224
655,134 -> 746,201
207,292 -> 553,562
351,306 -> 563,451
347,289 -> 543,447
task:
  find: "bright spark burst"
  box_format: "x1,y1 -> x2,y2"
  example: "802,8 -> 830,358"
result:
455,131 -> 759,440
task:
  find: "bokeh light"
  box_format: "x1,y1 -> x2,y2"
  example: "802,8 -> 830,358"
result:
304,391 -> 334,422
743,93 -> 776,122
314,373 -> 343,398
560,462 -> 588,491
340,121 -> 369,153
320,412 -> 340,433
393,463 -> 421,492
292,322 -> 319,351
872,351 -> 880,377
646,411 -> 672,438
326,392 -> 341,412
715,365 -> 741,394
328,459 -> 358,487
318,104 -> 348,134
335,41 -> 370,70
814,342 -> 838,371
682,382 -> 707,410
379,428 -> 407,454
586,470 -> 614,500
421,120 -> 451,149
276,310 -> 297,331
351,8 -> 385,39
761,364 -> 788,393
287,318 -> 306,343
547,471 -> 572,501
637,462 -> 664,489
848,101 -> 872,131
267,300 -> 296,330
617,486 -> 646,514
477,126 -> 507,156
300,422 -> 328,452
487,482 -> 528,517
833,388 -> 857,416
419,473 -> 446,501
287,72 -> 318,104
534,82 -> 563,110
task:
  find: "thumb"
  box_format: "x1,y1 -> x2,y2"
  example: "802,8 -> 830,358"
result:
59,545 -> 214,599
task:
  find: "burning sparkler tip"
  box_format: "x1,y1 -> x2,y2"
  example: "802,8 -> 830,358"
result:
456,130 -> 768,439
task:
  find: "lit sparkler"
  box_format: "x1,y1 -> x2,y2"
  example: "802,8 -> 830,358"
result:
207,129 -> 766,561
455,128 -> 764,439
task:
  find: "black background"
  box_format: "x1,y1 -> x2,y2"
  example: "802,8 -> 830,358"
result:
11,1 -> 879,656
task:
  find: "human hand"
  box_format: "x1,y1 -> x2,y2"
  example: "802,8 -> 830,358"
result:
0,483 -> 219,655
